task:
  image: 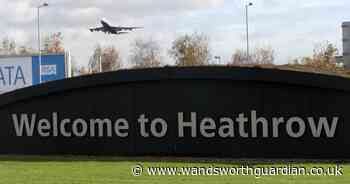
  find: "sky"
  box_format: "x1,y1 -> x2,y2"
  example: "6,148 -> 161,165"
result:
1,0 -> 350,67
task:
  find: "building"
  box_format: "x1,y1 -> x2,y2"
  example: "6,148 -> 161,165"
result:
342,22 -> 350,67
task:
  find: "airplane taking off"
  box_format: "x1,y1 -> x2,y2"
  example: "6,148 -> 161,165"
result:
90,18 -> 142,35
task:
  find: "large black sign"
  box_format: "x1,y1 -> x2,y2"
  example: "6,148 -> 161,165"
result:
0,67 -> 349,158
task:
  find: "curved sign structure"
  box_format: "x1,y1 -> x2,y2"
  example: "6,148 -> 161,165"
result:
0,67 -> 349,158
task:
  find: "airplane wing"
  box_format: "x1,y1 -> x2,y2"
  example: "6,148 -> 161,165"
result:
109,29 -> 129,35
111,26 -> 143,31
89,27 -> 104,32
116,31 -> 129,35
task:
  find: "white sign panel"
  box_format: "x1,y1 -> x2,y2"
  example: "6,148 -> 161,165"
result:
41,65 -> 57,75
0,57 -> 32,94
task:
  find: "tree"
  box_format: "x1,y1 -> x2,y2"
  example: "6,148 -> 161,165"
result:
0,37 -> 34,56
88,44 -> 122,73
0,37 -> 19,55
70,57 -> 80,77
43,32 -> 65,54
18,46 -> 34,55
1,37 -> 10,55
314,42 -> 338,63
101,46 -> 122,72
88,44 -> 103,73
169,33 -> 210,66
130,38 -> 162,69
293,41 -> 339,70
230,46 -> 275,65
231,49 -> 246,65
252,46 -> 275,65
78,66 -> 89,76
9,40 -> 16,55
310,41 -> 338,68
0,37 -> 17,55
43,36 -> 51,53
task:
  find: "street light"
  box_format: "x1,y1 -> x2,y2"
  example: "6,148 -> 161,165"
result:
214,56 -> 221,65
99,55 -> 102,73
245,2 -> 253,62
37,2 -> 48,83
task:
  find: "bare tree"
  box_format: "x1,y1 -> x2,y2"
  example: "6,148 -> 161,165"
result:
18,46 -> 34,55
102,46 -> 122,72
0,36 -> 50,56
78,66 -> 89,76
291,41 -> 339,70
312,41 -> 338,64
252,46 -> 275,65
230,46 -> 275,65
9,40 -> 16,55
169,33 -> 210,66
43,32 -> 65,54
70,57 -> 80,77
1,37 -> 10,55
130,38 -> 162,69
0,37 -> 20,55
231,49 -> 246,65
0,37 -> 17,55
88,44 -> 122,73
88,44 -> 102,73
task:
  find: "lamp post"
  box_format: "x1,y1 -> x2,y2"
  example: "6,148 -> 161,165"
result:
245,2 -> 253,62
214,56 -> 221,65
37,2 -> 48,83
99,55 -> 102,73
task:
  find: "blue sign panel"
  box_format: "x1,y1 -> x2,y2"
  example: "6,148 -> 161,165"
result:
32,54 -> 66,84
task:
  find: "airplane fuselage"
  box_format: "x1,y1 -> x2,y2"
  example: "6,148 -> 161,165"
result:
90,19 -> 142,35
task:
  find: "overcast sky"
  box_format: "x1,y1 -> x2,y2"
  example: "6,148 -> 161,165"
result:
2,0 -> 349,67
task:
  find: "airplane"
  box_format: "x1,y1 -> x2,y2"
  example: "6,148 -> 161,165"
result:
90,18 -> 142,35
